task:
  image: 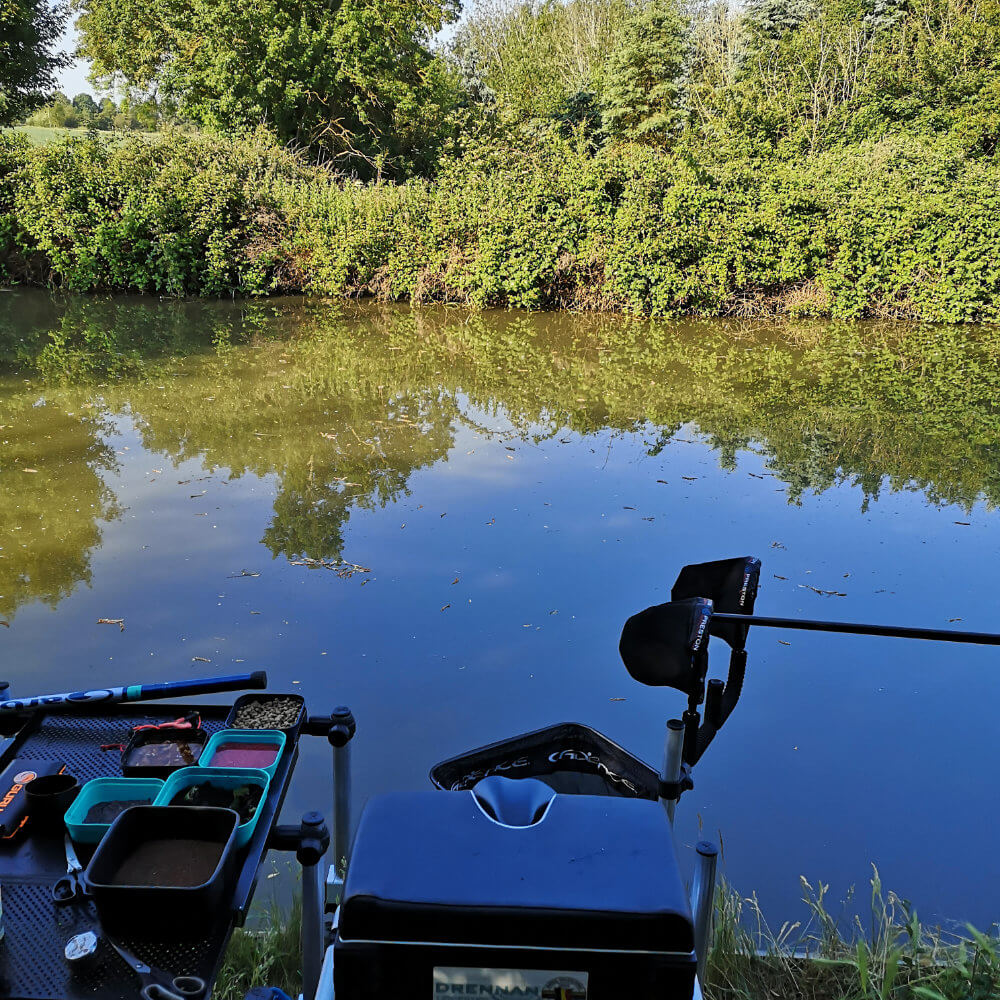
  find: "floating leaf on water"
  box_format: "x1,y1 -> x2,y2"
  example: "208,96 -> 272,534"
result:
656,479 -> 668,484
440,604 -> 450,611
288,558 -> 371,578
451,577 -> 459,585
97,618 -> 125,632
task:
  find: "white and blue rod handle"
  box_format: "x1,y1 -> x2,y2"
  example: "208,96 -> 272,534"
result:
0,671 -> 268,714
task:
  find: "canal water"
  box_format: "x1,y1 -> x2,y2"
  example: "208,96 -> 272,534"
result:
2,290 -> 999,930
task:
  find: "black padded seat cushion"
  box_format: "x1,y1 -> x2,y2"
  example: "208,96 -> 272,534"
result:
339,789 -> 694,953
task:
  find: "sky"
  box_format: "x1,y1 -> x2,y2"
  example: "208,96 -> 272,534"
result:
56,23 -> 92,96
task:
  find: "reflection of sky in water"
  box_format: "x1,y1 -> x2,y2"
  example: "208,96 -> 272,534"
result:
1,297 -> 998,931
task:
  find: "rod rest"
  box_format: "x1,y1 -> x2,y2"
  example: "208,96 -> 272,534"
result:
268,811 -> 331,865
303,706 -> 357,746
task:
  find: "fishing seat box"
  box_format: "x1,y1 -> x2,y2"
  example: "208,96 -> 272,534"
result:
333,785 -> 696,999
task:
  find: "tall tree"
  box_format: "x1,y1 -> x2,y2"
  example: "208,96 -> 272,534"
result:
743,0 -> 820,41
71,91 -> 98,125
600,0 -> 688,143
452,0 -> 635,122
74,0 -> 461,174
0,0 -> 68,124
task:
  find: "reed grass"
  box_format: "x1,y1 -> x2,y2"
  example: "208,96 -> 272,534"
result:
216,868 -> 1000,999
705,869 -> 1000,1000
216,894 -> 303,1000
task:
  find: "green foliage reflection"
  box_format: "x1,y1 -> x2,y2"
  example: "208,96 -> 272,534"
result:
2,294 -> 999,617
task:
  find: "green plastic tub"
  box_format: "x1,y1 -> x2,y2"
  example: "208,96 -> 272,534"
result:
64,777 -> 165,844
154,767 -> 269,848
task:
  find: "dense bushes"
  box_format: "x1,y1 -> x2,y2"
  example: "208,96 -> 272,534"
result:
0,130 -> 314,295
2,126 -> 1000,320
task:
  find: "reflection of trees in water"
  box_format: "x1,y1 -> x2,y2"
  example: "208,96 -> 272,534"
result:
2,292 -> 1000,616
309,308 -> 1000,512
0,396 -> 121,619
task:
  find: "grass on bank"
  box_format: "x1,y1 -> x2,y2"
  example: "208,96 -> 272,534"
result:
217,895 -> 303,1000
6,126 -> 160,146
706,871 -> 1000,1000
218,871 -> 1000,1000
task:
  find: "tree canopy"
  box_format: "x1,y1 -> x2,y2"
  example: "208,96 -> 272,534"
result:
74,0 -> 461,174
0,0 -> 68,125
600,0 -> 687,143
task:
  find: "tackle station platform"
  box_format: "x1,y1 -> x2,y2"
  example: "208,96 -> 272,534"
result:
1,554 -> 985,1000
0,692 -> 342,1000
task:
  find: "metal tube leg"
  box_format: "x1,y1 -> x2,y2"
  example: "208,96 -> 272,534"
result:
691,841 -> 718,989
659,719 -> 685,823
333,742 -> 351,877
326,708 -> 356,909
302,854 -> 325,1000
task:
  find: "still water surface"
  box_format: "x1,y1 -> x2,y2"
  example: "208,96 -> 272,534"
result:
2,291 -> 999,928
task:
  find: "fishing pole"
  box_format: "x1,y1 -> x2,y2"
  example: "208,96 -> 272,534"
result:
0,671 -> 268,715
712,613 -> 1000,646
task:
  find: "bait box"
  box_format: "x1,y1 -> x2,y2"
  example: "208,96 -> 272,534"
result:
64,776 -> 165,844
155,766 -> 270,848
85,805 -> 239,937
121,728 -> 208,779
199,729 -> 285,778
225,694 -> 305,738
334,789 -> 696,999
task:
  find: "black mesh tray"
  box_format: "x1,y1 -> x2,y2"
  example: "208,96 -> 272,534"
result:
0,701 -> 299,999
430,722 -> 659,799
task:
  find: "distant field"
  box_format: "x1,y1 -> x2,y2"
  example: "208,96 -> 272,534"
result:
7,126 -> 160,146
10,126 -> 73,146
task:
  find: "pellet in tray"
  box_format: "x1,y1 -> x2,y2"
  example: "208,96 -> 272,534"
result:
232,696 -> 301,729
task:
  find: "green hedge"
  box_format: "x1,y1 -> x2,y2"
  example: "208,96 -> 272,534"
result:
2,127 -> 999,320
